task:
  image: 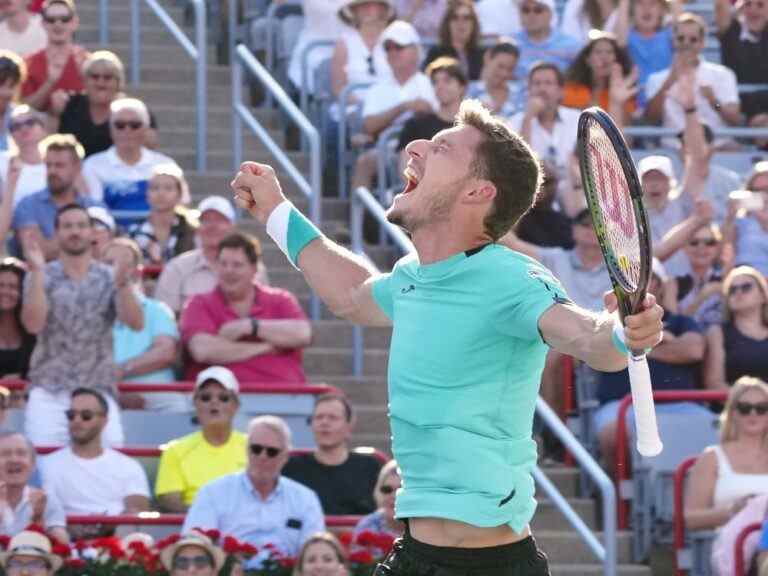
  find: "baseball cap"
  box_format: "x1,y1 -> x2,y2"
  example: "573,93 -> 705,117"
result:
381,20 -> 421,47
518,0 -> 556,12
637,155 -> 675,180
198,196 -> 236,222
195,366 -> 240,394
88,206 -> 116,232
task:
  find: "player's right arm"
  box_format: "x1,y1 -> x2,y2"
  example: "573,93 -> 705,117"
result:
231,162 -> 391,327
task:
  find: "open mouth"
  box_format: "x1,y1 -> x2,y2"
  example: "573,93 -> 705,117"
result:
402,167 -> 420,194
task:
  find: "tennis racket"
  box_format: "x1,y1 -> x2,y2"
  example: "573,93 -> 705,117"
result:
577,107 -> 663,457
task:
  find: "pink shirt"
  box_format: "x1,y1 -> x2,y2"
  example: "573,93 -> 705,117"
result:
180,284 -> 307,386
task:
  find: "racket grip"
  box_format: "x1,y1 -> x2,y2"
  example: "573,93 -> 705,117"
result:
626,353 -> 663,457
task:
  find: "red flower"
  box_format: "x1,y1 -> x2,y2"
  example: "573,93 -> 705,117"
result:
51,542 -> 72,558
374,533 -> 395,551
201,529 -> 221,542
278,557 -> 296,568
156,534 -> 181,550
24,524 -> 47,536
349,550 -> 375,564
73,540 -> 88,552
338,532 -> 353,548
65,558 -> 86,569
239,543 -> 258,556
127,541 -> 150,555
355,531 -> 378,547
0,535 -> 11,550
222,535 -> 241,555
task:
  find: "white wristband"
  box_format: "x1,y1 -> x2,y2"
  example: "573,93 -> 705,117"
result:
265,200 -> 293,260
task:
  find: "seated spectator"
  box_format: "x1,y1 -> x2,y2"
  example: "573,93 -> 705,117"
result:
102,238 -> 183,412
513,164 -> 575,249
21,204 -> 143,446
284,393 -> 382,515
22,0 -> 88,112
561,0 -> 619,44
0,51 -> 26,152
422,0 -> 484,81
563,31 -> 637,129
704,266 -> 768,389
155,197 -> 268,315
0,431 -> 67,541
182,415 -> 325,559
87,205 -> 115,259
127,164 -> 197,266
159,531 -> 225,576
685,377 -> 768,531
353,459 -> 404,539
82,98 -> 179,221
38,388 -> 151,518
0,105 -> 47,209
12,134 -> 101,261
0,530 -> 63,575
155,366 -> 246,512
0,0 -> 46,57
645,12 -> 741,147
394,0 -> 446,40
466,40 -> 522,117
295,533 -> 349,576
724,162 -> 768,276
715,0 -> 768,127
513,0 -> 580,80
0,258 -> 35,380
181,232 -> 310,385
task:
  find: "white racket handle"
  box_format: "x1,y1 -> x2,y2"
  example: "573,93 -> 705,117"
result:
626,353 -> 663,457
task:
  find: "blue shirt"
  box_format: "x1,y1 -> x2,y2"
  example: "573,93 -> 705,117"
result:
514,30 -> 582,80
735,215 -> 768,278
628,27 -> 674,109
760,519 -> 768,550
13,188 -> 103,239
466,80 -> 524,118
183,472 -> 325,559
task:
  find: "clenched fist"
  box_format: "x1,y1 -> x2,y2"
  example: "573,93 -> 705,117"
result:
231,162 -> 287,224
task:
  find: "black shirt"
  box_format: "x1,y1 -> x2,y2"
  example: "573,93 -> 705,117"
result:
282,452 -> 382,515
719,19 -> 768,118
398,113 -> 454,151
423,45 -> 485,81
515,208 -> 575,249
0,333 -> 36,379
723,322 -> 768,384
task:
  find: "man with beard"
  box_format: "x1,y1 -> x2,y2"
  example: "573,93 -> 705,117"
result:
21,204 -> 143,446
13,134 -> 103,261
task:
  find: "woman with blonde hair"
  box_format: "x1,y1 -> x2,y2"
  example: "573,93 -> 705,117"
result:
293,532 -> 348,576
352,459 -> 404,539
704,266 -> 768,390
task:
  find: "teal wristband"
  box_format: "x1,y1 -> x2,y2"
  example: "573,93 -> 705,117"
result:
266,201 -> 323,268
612,323 -> 652,357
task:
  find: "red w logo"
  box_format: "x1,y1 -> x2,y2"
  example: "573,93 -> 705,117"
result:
589,143 -> 635,238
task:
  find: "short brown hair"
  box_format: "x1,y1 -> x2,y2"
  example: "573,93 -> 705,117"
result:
216,231 -> 262,264
528,60 -> 564,86
425,56 -> 468,86
105,237 -> 143,267
313,393 -> 353,422
39,133 -> 85,161
456,100 -> 542,240
0,51 -> 25,87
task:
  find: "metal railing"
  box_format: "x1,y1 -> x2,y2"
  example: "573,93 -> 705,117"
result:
119,0 -> 208,172
338,82 -> 373,199
299,39 -> 336,115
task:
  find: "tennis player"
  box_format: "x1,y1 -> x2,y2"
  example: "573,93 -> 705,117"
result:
231,100 -> 663,575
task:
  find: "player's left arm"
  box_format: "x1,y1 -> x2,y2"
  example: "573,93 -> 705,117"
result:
538,294 -> 664,372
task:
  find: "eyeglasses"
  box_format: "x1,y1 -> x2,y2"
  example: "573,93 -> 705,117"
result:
728,282 -> 755,296
65,409 -> 104,422
735,401 -> 768,416
113,120 -> 143,131
521,5 -> 546,14
88,72 -> 115,82
196,392 -> 231,403
9,118 -> 40,132
688,238 -> 717,247
43,13 -> 74,24
6,559 -> 49,573
172,555 -> 213,571
250,443 -> 282,458
675,34 -> 701,45
379,485 -> 398,494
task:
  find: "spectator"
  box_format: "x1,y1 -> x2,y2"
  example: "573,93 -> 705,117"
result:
21,204 -> 143,446
394,0 -> 446,40
38,388 -> 151,518
561,0 -> 619,44
284,393 -> 382,515
704,266 -> 768,389
0,51 -> 26,152
474,0 -> 520,39
685,377 -> 768,531
352,459 -> 403,539
294,532 -> 348,576
154,196 -> 268,316
0,258 -> 35,380
21,0 -> 88,112
723,162 -> 768,276
159,531 -> 225,576
0,0 -> 46,57
422,0 -> 484,81
12,134 -> 101,261
82,98 -> 178,221
127,164 -> 198,266
595,259 -> 709,474
155,366 -> 246,512
513,0 -> 581,80
87,205 -> 115,259
645,12 -> 742,146
102,238 -> 183,412
182,415 -> 325,559
0,530 -> 63,575
513,164 -> 575,249
181,232 -> 310,385
715,0 -> 768,127
0,431 -> 67,541
563,31 -> 637,129
466,40 -> 522,117
0,105 -> 47,209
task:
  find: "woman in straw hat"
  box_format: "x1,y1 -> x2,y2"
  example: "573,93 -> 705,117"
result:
0,530 -> 63,576
160,531 -> 225,576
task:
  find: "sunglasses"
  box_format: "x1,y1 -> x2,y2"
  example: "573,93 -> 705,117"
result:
688,238 -> 717,247
379,485 -> 398,494
675,34 -> 701,44
88,72 -> 115,82
196,392 -> 231,403
250,443 -> 282,458
6,559 -> 49,572
65,409 -> 104,422
522,5 -> 546,14
735,401 -> 768,416
366,55 -> 376,76
728,282 -> 755,296
43,13 -> 74,24
384,43 -> 409,53
9,118 -> 40,132
113,120 -> 144,131
172,556 -> 213,571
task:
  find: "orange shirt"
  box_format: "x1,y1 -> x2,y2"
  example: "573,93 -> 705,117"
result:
562,82 -> 636,116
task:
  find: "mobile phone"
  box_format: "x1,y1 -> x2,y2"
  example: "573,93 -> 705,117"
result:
729,190 -> 764,212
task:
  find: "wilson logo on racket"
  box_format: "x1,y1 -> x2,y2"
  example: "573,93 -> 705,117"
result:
589,142 -> 635,238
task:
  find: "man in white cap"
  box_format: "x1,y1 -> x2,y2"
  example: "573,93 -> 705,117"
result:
87,205 -> 116,259
155,196 -> 268,315
155,366 -> 246,513
513,0 -> 580,80
0,530 -> 63,576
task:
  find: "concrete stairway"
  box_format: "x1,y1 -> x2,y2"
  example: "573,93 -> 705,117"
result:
74,2 -> 652,573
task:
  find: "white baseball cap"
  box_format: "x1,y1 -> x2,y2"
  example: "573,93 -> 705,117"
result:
638,155 -> 675,181
88,206 -> 116,232
195,366 -> 240,394
381,20 -> 421,47
198,196 -> 236,222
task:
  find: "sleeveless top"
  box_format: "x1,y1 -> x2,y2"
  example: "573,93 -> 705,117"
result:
722,322 -> 768,384
711,444 -> 768,508
342,28 -> 391,87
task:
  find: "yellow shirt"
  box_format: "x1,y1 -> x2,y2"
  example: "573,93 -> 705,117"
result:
155,430 -> 248,505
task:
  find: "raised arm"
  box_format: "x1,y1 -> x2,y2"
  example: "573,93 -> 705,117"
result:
714,0 -> 733,36
21,242 -> 49,335
654,199 -> 712,262
232,163 -> 391,327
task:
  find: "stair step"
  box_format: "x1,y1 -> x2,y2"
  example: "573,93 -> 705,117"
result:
549,564 -> 651,575
535,530 -> 633,564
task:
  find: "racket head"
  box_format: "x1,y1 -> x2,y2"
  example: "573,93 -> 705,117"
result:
577,107 -> 652,319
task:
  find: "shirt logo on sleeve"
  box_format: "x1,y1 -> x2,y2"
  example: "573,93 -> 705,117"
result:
400,284 -> 416,294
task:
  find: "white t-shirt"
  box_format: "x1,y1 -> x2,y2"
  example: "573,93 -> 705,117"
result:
474,0 -> 521,37
510,106 -> 579,172
560,0 -> 617,43
0,152 -> 46,208
39,447 -> 150,515
0,15 -> 46,57
362,72 -> 438,124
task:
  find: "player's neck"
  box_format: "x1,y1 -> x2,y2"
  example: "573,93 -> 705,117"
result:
412,224 -> 490,265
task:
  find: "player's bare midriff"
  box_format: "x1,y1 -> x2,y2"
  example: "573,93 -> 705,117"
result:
409,517 -> 531,548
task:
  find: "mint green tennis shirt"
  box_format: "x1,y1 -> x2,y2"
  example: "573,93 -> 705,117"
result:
371,243 -> 570,533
